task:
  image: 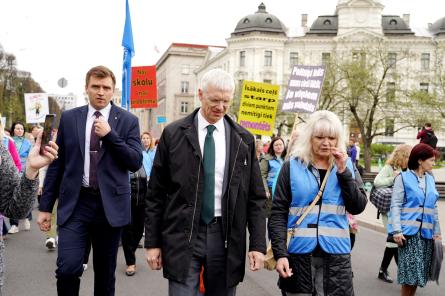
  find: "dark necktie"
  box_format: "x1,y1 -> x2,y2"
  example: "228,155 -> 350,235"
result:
201,125 -> 216,224
89,111 -> 102,189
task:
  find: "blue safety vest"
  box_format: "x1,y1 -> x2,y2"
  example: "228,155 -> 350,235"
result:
287,158 -> 354,255
267,158 -> 283,188
388,171 -> 438,239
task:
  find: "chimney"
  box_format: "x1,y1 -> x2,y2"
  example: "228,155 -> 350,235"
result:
403,14 -> 410,27
301,14 -> 308,33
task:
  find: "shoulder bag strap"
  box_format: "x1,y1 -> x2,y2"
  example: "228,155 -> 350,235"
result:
295,160 -> 334,226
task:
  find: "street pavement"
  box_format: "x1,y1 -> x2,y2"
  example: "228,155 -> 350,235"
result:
3,210 -> 444,295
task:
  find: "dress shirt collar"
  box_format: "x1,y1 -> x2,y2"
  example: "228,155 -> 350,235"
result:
197,108 -> 225,133
87,103 -> 111,119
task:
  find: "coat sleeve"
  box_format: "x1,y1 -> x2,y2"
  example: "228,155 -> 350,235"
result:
247,137 -> 267,254
0,144 -> 38,218
268,161 -> 292,260
102,115 -> 142,172
259,156 -> 269,192
337,165 -> 368,215
144,128 -> 170,248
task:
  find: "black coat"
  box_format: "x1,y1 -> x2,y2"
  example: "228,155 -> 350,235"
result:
145,109 -> 267,287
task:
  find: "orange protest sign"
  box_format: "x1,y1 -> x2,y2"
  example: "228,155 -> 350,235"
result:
130,66 -> 157,108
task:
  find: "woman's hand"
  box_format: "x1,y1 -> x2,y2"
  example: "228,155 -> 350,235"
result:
393,233 -> 406,247
433,234 -> 442,241
276,257 -> 293,278
331,147 -> 347,173
25,130 -> 59,179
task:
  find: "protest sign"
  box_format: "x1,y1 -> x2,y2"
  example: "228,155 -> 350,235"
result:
282,65 -> 326,113
238,81 -> 279,136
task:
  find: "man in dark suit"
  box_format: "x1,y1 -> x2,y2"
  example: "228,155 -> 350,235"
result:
38,65 -> 142,296
145,69 -> 266,295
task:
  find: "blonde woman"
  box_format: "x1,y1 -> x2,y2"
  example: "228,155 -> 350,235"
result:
373,144 -> 412,283
269,110 -> 367,295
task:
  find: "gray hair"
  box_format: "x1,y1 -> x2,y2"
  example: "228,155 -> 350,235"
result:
291,110 -> 346,164
200,69 -> 235,95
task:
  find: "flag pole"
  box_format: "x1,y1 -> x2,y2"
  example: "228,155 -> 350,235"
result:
122,0 -> 134,111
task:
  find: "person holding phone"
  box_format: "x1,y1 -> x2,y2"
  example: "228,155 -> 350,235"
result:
0,128 -> 58,294
388,143 -> 442,295
37,65 -> 142,296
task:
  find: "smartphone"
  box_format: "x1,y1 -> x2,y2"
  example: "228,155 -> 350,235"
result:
40,114 -> 56,155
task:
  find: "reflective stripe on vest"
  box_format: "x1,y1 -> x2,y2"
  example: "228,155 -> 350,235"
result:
388,171 -> 438,239
287,158 -> 354,255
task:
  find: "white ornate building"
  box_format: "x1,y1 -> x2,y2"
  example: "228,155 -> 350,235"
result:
192,0 -> 445,147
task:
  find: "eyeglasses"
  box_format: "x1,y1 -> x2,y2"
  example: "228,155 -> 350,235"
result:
206,97 -> 232,107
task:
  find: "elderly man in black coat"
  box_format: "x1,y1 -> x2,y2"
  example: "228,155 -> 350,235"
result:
145,69 -> 267,296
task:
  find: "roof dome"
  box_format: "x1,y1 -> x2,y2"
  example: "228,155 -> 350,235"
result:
232,3 -> 285,36
430,17 -> 445,36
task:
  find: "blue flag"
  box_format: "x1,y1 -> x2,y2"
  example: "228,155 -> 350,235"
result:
122,0 -> 134,110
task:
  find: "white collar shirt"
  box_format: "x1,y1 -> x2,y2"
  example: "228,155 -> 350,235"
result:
82,103 -> 112,187
197,110 -> 226,217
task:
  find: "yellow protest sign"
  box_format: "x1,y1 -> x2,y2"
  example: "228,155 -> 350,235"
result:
238,81 -> 279,136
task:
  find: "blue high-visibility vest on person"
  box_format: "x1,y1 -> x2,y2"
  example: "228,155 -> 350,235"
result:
287,158 -> 355,255
388,171 -> 438,239
267,158 -> 283,188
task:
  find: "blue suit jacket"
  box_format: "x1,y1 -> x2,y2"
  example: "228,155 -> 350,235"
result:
40,103 -> 142,227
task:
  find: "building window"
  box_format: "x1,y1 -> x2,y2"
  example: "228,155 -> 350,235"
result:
239,51 -> 246,67
386,82 -> 396,102
323,19 -> 332,25
388,52 -> 397,68
180,101 -> 189,113
322,52 -> 331,65
421,53 -> 430,71
181,64 -> 190,75
181,81 -> 189,93
289,52 -> 298,67
265,18 -> 272,24
420,83 -> 429,93
264,50 -> 272,66
385,119 -> 395,136
352,52 -> 366,66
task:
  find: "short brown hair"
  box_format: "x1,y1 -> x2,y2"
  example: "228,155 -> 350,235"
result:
408,143 -> 439,170
85,66 -> 116,88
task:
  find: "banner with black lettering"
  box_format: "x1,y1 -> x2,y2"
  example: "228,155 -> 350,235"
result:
282,65 -> 326,113
238,81 -> 279,136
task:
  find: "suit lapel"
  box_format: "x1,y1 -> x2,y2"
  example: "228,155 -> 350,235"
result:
77,106 -> 88,160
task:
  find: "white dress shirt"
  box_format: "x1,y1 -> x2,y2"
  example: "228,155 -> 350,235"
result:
82,103 -> 112,187
197,110 -> 226,217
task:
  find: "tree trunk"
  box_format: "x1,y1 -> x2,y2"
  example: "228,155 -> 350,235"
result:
363,140 -> 372,173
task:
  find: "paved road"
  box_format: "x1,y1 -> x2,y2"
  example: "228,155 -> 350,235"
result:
4,212 -> 444,295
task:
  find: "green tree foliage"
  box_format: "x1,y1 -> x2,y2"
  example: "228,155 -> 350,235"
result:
321,41 -> 423,172
0,46 -> 45,128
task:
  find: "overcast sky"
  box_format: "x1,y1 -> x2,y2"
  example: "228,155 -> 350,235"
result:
0,0 -> 444,103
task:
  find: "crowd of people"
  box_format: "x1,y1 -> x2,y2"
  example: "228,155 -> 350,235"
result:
0,66 -> 442,296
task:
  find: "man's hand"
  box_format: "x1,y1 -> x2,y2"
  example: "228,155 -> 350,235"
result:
276,257 -> 293,278
145,248 -> 162,270
37,212 -> 52,232
248,251 -> 264,271
26,131 -> 59,179
94,117 -> 111,138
